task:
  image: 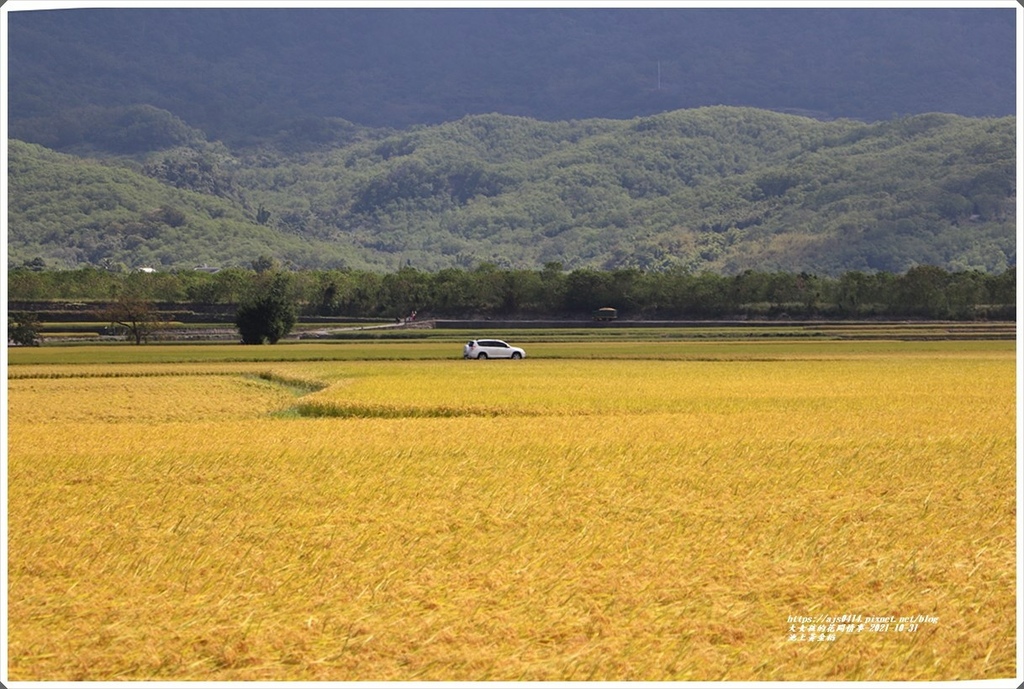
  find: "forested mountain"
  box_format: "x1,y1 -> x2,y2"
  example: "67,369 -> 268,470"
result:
4,7 -> 1016,277
7,108 -> 1016,275
6,7 -> 1016,147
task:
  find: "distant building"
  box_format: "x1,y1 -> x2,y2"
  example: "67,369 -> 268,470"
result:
136,266 -> 157,273
195,265 -> 221,273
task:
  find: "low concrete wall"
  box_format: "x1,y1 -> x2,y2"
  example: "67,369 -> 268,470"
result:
435,319 -> 798,329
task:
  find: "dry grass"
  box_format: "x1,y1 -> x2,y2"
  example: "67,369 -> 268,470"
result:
5,343 -> 1017,681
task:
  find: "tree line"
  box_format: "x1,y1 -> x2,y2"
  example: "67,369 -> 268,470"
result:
7,263 -> 1016,322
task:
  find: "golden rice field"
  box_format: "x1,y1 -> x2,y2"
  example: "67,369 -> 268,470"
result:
4,338 -> 1018,682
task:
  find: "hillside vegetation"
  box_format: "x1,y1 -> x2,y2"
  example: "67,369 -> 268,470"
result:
7,107 -> 1016,275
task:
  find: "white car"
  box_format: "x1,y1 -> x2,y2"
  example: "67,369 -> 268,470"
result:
463,339 -> 525,360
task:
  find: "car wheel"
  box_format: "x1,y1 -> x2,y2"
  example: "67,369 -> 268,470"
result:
477,352 -> 488,359
511,352 -> 522,359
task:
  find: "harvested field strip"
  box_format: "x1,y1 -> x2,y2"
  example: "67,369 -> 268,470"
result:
9,343 -> 1010,374
8,368 -> 245,380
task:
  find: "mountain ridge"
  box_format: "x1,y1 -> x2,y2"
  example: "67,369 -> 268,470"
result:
6,7 -> 1016,145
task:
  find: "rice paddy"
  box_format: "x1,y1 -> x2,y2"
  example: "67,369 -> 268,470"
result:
4,336 -> 1017,681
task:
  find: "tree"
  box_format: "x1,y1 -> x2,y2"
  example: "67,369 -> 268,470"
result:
896,265 -> 950,318
251,254 -> 279,273
564,268 -> 612,314
8,312 -> 42,346
235,272 -> 297,344
381,266 -> 429,319
101,293 -> 161,344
